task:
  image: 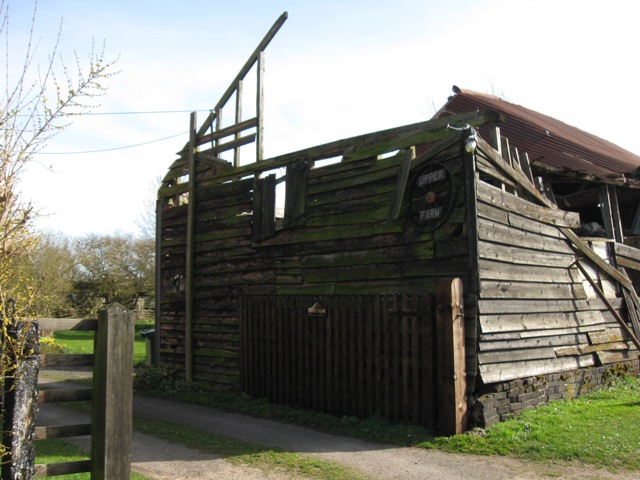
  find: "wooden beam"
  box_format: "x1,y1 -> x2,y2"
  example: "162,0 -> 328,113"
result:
387,148 -> 415,221
34,461 -> 91,478
91,303 -> 134,480
436,278 -> 467,435
39,354 -> 93,367
257,51 -> 265,161
195,12 -> 288,139
34,424 -> 92,441
36,318 -> 97,331
38,388 -> 92,403
184,112 -> 197,382
575,260 -> 640,350
185,110 -> 503,190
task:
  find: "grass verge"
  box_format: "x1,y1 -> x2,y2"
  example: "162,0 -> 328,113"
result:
134,417 -> 366,480
421,375 -> 640,470
134,366 -> 640,472
35,439 -> 149,479
48,322 -> 152,364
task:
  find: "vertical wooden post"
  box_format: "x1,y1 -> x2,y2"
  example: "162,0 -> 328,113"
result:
256,50 -> 265,162
1,321 -> 40,480
91,303 -> 134,480
234,79 -> 243,167
154,198 -> 162,365
185,111 -> 197,381
436,278 -> 467,435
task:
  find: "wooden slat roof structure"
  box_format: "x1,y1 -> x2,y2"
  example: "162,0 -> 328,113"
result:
435,86 -> 640,186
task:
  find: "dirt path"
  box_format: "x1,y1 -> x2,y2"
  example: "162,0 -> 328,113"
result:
37,374 -> 638,480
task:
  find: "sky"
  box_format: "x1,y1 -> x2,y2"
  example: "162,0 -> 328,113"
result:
7,0 -> 640,237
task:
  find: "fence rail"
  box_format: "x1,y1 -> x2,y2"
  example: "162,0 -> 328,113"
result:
1,303 -> 133,479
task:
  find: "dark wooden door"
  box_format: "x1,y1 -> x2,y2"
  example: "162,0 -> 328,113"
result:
240,293 -> 437,425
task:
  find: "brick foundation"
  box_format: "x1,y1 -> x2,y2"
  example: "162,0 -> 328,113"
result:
470,359 -> 640,428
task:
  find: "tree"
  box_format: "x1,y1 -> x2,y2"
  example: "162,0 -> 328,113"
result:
71,233 -> 154,317
0,0 -> 117,317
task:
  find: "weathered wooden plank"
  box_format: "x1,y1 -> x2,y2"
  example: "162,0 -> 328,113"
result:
479,355 -> 595,384
196,117 -> 258,146
477,201 -> 568,239
388,148 -> 415,220
615,242 -> 640,262
479,333 -> 588,352
478,218 -> 574,254
555,341 -> 628,357
436,278 -> 467,435
478,241 -> 575,268
91,303 -> 134,480
36,318 -> 97,331
574,260 -> 640,350
189,110 -> 501,188
478,346 -> 557,364
34,424 -> 92,440
478,259 -> 580,283
597,350 -> 638,364
477,180 -> 580,228
479,309 -> 609,334
480,322 -> 619,341
34,461 -> 92,478
589,328 -> 626,344
562,228 -> 633,290
477,157 -> 518,188
480,280 -> 587,300
38,388 -> 92,403
618,256 -> 640,272
39,354 -> 93,367
478,297 -> 621,315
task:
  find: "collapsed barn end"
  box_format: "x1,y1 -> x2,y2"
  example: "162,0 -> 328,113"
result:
155,85 -> 640,432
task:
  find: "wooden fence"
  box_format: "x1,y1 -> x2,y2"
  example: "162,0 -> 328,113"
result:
1,303 -> 133,479
241,285 -> 467,432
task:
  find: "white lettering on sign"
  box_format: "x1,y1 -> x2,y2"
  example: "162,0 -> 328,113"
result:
419,207 -> 443,221
417,169 -> 446,187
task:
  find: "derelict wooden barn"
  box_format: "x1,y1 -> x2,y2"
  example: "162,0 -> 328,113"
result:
155,14 -> 640,432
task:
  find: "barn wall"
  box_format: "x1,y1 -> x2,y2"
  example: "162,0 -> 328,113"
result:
157,136 -> 473,391
471,141 -> 639,425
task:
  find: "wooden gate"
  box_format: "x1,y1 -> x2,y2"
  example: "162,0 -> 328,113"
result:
1,303 -> 134,479
240,293 -> 437,425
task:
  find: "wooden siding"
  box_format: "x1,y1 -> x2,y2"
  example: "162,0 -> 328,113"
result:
158,133 -> 473,389
475,179 -> 638,384
241,293 -> 436,425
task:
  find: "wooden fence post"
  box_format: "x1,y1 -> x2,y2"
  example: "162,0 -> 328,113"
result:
91,303 -> 134,480
1,321 -> 40,480
435,278 -> 468,435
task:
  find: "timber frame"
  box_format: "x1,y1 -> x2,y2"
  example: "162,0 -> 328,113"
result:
155,16 -> 640,431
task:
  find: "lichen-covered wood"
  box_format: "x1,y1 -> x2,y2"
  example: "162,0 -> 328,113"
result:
157,107 -> 640,426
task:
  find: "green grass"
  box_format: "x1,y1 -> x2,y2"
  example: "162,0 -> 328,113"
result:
134,367 -> 640,472
133,417 -> 365,480
133,366 -> 434,446
36,439 -> 149,479
51,322 -> 152,364
420,375 -> 640,470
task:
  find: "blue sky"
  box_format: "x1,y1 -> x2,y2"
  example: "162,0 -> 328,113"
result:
8,0 -> 640,236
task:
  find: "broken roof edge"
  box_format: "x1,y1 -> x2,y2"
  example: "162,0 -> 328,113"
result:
160,108 -> 503,190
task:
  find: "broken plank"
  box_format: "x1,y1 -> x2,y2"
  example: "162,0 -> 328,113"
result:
588,328 -> 626,344
479,355 -> 595,384
597,350 -> 639,364
555,341 -> 628,357
477,181 -> 580,227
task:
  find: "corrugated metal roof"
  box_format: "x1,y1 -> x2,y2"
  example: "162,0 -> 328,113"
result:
434,87 -> 640,182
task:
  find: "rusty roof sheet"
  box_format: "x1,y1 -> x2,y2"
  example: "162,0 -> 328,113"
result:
434,87 -> 640,182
